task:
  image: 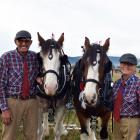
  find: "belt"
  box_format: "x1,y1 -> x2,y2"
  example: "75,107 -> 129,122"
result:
120,115 -> 140,118
7,94 -> 36,100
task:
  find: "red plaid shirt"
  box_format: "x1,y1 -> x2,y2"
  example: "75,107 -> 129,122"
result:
0,49 -> 40,111
113,74 -> 140,117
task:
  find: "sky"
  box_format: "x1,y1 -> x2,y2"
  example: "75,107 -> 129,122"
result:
0,0 -> 140,57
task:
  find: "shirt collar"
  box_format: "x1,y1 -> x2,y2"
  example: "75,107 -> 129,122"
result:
121,74 -> 136,86
15,48 -> 30,60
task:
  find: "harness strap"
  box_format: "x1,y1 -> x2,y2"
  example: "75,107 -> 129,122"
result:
85,79 -> 101,86
42,69 -> 59,80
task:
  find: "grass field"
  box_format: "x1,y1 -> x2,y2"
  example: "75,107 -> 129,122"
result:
0,110 -> 113,140
0,70 -> 139,139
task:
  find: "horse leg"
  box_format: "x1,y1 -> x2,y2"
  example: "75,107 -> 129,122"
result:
37,97 -> 49,139
87,118 -> 97,140
37,105 -> 43,140
54,105 -> 67,140
42,112 -> 49,137
76,111 -> 97,140
100,112 -> 111,139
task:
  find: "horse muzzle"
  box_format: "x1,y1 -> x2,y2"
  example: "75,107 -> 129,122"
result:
44,83 -> 58,96
83,93 -> 97,106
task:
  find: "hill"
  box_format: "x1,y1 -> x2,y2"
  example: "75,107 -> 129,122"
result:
68,56 -> 140,68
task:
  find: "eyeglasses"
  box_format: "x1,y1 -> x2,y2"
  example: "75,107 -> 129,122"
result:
17,39 -> 31,44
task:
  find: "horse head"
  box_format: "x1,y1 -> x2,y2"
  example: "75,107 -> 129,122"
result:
38,32 -> 64,96
80,37 -> 111,107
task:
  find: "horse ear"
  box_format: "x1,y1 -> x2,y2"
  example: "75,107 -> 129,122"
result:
37,32 -> 45,46
84,37 -> 90,50
103,38 -> 110,52
57,33 -> 64,47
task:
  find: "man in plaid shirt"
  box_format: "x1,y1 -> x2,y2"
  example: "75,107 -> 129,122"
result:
113,53 -> 140,140
0,30 -> 40,140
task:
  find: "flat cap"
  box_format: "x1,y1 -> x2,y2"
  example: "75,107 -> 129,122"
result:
119,53 -> 137,65
15,30 -> 31,40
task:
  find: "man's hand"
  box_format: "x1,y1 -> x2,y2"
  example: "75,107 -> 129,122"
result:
36,77 -> 43,85
1,109 -> 12,125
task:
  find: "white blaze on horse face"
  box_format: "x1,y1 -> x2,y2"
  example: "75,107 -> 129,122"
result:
84,53 -> 100,105
43,49 -> 60,96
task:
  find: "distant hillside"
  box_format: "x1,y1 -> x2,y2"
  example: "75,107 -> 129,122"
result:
68,56 -> 81,65
109,56 -> 120,67
68,56 -> 140,68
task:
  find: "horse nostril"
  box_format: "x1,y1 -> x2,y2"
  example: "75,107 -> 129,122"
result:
93,94 -> 96,100
44,84 -> 47,89
90,94 -> 97,104
91,99 -> 93,103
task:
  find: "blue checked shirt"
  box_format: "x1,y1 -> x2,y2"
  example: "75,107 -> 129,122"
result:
113,74 -> 140,117
0,49 -> 40,111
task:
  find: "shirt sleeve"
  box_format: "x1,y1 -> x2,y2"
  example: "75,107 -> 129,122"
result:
0,55 -> 9,111
137,79 -> 140,113
112,80 -> 119,100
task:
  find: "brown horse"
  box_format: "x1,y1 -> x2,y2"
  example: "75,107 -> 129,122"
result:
72,37 -> 112,140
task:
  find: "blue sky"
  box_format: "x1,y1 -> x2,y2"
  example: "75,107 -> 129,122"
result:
0,0 -> 140,57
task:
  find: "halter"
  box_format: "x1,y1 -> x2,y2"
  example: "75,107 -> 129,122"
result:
80,46 -> 103,88
80,55 -> 112,91
72,44 -> 113,110
41,39 -> 62,86
41,69 -> 59,80
85,79 -> 101,86
37,40 -> 71,98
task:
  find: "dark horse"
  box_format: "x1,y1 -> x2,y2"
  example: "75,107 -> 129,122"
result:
37,33 -> 71,140
72,37 -> 112,140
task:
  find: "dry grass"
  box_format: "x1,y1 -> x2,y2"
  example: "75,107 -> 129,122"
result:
0,110 -> 113,140
1,71 -> 139,139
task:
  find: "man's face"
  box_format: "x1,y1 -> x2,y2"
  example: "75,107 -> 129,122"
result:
120,62 -> 136,75
15,38 -> 32,54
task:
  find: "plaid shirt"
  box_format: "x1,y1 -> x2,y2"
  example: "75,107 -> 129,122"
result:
113,74 -> 140,117
0,49 -> 40,111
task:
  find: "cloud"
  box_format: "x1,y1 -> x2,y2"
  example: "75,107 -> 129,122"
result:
0,0 -> 140,57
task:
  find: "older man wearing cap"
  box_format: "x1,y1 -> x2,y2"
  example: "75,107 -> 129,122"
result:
0,30 -> 40,140
112,53 -> 140,140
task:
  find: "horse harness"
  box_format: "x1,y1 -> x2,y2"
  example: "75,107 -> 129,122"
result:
36,42 -> 71,122
72,55 -> 113,111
